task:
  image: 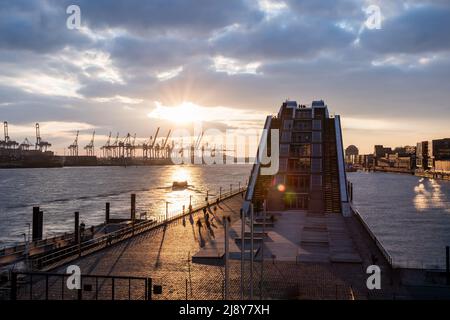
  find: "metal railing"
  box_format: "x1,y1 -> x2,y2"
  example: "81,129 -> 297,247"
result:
10,271 -> 152,300
31,187 -> 246,270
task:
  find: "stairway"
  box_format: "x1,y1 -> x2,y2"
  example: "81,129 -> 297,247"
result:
323,120 -> 341,214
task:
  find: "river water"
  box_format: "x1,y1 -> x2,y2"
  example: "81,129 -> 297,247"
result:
348,171 -> 450,269
0,165 -> 251,247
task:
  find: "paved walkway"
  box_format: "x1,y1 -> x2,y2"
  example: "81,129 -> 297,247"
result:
18,194 -> 421,300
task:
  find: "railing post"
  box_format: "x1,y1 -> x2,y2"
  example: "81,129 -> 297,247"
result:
131,194 -> 136,222
446,246 -> 450,285
10,272 -> 17,300
105,202 -> 110,224
74,212 -> 79,244
45,273 -> 49,300
147,278 -> 152,300
112,278 -> 115,300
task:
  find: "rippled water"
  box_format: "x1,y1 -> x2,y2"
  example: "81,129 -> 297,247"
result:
348,171 -> 450,269
0,165 -> 251,247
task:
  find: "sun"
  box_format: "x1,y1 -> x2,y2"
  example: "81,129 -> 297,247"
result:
148,101 -> 204,124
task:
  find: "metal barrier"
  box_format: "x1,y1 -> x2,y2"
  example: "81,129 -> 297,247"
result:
10,271 -> 152,300
31,188 -> 246,270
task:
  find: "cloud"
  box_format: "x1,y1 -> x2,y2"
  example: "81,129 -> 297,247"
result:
51,0 -> 264,35
0,0 -> 91,53
360,6 -> 450,54
211,16 -> 355,61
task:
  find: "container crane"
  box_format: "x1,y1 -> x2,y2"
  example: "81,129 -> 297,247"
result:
68,130 -> 79,156
84,131 -> 95,156
35,123 -> 51,152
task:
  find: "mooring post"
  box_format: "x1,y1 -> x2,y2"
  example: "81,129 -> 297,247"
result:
446,246 -> 450,285
10,272 -> 17,300
250,203 -> 254,300
224,216 -> 229,300
131,194 -> 136,222
240,208 -> 245,300
32,207 -> 43,241
74,211 -> 80,244
105,202 -> 110,224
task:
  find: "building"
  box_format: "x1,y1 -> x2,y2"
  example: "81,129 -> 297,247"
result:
345,145 -> 359,164
416,141 -> 429,170
428,138 -> 450,169
374,145 -> 392,158
249,100 -> 349,215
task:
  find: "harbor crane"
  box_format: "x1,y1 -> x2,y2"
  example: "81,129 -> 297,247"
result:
84,131 -> 95,156
35,123 -> 51,152
19,138 -> 32,151
68,131 -> 79,156
143,127 -> 160,159
150,127 -> 160,159
2,121 -> 18,149
101,132 -> 112,158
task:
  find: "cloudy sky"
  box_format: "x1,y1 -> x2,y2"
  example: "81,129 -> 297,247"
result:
1,0 -> 450,154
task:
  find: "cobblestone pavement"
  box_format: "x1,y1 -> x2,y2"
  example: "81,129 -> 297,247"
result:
23,195 -> 390,300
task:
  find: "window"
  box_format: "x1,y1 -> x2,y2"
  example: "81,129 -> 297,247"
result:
286,175 -> 310,192
291,144 -> 311,157
274,175 -> 285,185
312,144 -> 322,157
311,175 -> 322,187
311,158 -> 322,172
288,158 -> 310,172
292,133 -> 311,143
312,119 -> 322,130
281,131 -> 291,143
312,132 -> 322,143
293,120 -> 312,131
280,144 -> 289,157
296,110 -> 312,119
283,120 -> 293,130
279,158 -> 288,172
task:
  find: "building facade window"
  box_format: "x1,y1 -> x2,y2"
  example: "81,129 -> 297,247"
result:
311,158 -> 322,173
312,131 -> 322,143
291,144 -> 311,157
312,119 -> 322,130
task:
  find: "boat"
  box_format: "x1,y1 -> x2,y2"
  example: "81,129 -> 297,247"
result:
172,181 -> 188,189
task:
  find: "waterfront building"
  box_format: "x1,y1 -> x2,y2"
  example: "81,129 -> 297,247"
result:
250,100 -> 349,215
416,141 -> 429,170
428,138 -> 450,170
345,145 -> 359,164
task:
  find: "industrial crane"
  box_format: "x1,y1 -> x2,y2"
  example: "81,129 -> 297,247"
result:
150,127 -> 160,159
2,121 -> 18,149
112,132 -> 119,158
161,130 -> 171,159
68,130 -> 79,156
84,131 -> 95,156
101,132 -> 112,158
19,138 -> 32,151
35,123 -> 51,152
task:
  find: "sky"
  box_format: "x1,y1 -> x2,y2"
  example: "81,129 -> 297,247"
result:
1,0 -> 450,154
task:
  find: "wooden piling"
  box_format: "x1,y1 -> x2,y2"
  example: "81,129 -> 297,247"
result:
131,194 -> 136,222
74,212 -> 80,244
105,202 -> 110,224
32,207 -> 43,241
